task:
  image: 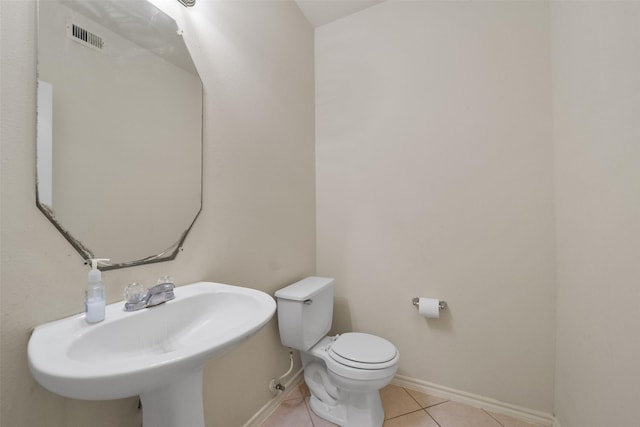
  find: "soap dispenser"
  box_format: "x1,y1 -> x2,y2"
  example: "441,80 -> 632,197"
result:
85,258 -> 109,323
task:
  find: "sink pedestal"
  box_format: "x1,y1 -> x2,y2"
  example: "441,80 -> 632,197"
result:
140,369 -> 205,427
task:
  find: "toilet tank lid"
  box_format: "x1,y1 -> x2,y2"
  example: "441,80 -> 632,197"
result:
275,277 -> 334,301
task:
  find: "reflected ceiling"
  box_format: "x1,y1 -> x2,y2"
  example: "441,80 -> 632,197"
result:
295,0 -> 386,27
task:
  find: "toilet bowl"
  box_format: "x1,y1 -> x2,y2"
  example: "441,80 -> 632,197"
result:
275,277 -> 399,427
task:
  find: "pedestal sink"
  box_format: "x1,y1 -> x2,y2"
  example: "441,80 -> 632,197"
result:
28,282 -> 276,427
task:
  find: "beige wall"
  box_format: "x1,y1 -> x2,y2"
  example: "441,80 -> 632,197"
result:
551,3 -> 640,426
0,0 -> 315,426
316,1 -> 556,413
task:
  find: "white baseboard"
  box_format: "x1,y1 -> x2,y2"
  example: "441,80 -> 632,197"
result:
392,374 -> 556,427
242,369 -> 304,427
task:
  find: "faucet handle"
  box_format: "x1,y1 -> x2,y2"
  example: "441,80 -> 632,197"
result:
156,275 -> 174,286
123,282 -> 149,311
124,282 -> 146,303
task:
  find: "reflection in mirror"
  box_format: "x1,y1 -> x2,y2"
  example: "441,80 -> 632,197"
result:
36,0 -> 203,270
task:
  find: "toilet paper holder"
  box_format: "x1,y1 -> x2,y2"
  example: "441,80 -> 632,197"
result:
412,297 -> 448,311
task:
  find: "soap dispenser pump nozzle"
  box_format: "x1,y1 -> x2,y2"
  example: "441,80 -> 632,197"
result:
87,258 -> 110,284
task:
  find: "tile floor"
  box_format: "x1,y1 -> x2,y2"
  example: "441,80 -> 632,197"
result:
259,383 -> 544,427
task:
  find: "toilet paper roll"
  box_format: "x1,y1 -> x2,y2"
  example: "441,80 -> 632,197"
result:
418,297 -> 440,318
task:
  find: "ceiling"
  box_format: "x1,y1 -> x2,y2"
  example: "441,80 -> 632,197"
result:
295,0 -> 386,28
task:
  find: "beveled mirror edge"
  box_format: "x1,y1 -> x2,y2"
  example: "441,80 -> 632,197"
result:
35,190 -> 96,259
36,184 -> 204,271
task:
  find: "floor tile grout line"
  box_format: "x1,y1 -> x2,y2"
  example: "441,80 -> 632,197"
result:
385,408 -> 429,421
402,386 -> 451,409
423,399 -> 450,409
301,395 -> 318,426
295,382 -> 318,426
425,409 -> 443,427
483,409 -> 506,427
386,408 -> 445,427
401,386 -> 425,411
387,386 -> 450,426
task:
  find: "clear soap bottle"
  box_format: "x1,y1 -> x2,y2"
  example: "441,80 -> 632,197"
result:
85,258 -> 109,323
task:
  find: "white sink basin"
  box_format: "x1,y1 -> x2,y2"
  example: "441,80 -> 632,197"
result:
28,282 -> 276,427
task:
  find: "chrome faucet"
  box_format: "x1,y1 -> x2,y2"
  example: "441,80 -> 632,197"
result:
124,278 -> 175,311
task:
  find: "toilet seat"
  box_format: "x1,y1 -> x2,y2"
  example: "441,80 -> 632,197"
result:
329,333 -> 398,370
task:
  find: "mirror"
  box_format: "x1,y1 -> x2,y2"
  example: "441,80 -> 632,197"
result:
36,0 -> 203,270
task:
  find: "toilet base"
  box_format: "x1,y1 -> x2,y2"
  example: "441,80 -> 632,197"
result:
309,395 -> 346,426
342,389 -> 384,427
308,391 -> 384,427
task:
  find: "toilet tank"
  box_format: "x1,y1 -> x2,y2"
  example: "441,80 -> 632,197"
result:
274,277 -> 334,351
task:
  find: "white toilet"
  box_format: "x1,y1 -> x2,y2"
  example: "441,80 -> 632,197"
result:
275,277 -> 399,427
